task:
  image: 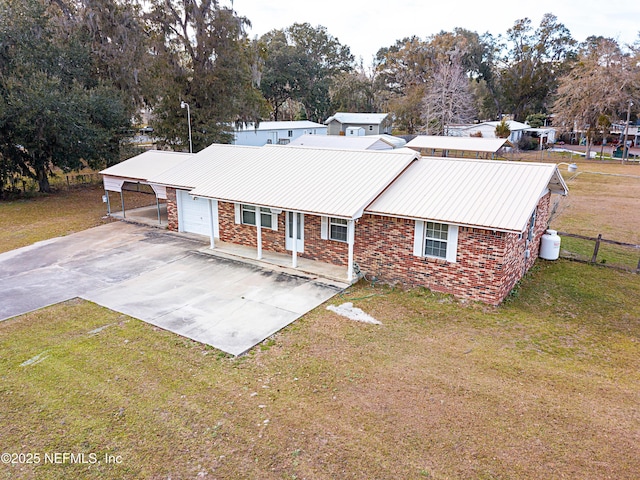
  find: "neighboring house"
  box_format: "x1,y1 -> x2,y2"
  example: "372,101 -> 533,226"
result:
233,121 -> 327,146
101,144 -> 568,305
288,134 -> 405,150
406,135 -> 507,158
448,121 -> 529,144
325,112 -> 393,136
525,127 -> 557,147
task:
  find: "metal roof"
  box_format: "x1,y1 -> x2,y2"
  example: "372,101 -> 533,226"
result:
406,135 -> 507,153
188,145 -> 418,218
150,144 -> 259,189
366,157 -> 568,233
288,134 -> 393,150
99,150 -> 193,181
236,121 -> 326,131
324,112 -> 390,125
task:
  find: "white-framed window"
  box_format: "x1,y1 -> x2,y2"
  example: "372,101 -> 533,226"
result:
424,222 -> 448,258
329,217 -> 348,242
287,130 -> 293,137
241,204 -> 273,229
413,220 -> 458,262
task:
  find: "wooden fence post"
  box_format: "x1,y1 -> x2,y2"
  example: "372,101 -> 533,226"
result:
591,234 -> 602,264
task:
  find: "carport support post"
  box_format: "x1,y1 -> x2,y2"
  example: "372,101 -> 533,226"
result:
208,199 -> 215,249
292,212 -> 298,268
120,190 -> 126,218
105,190 -> 111,215
347,219 -> 355,282
256,207 -> 262,260
156,196 -> 161,225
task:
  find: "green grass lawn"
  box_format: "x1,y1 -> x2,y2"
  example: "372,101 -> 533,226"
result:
2,176 -> 640,479
1,260 -> 639,479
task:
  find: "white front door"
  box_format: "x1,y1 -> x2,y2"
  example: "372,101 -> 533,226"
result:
286,212 -> 304,252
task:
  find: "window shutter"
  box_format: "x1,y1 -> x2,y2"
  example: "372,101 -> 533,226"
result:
321,216 -> 329,240
413,220 -> 424,257
234,203 -> 241,224
271,211 -> 278,231
446,225 -> 458,263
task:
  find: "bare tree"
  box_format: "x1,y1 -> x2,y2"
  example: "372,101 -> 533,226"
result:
422,53 -> 476,135
553,36 -> 639,159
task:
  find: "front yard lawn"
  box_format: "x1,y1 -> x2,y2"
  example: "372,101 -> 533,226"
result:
1,260 -> 638,479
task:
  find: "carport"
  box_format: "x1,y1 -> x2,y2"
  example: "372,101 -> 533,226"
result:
101,150 -> 193,225
406,135 -> 507,159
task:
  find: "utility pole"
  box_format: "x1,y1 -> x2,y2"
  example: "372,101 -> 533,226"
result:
622,100 -> 633,164
180,101 -> 193,154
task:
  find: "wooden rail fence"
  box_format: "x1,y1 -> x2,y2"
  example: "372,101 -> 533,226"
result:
557,231 -> 640,273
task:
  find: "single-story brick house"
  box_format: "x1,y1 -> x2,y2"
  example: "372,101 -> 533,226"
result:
101,144 -> 568,305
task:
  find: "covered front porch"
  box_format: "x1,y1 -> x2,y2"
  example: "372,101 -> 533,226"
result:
198,239 -> 353,288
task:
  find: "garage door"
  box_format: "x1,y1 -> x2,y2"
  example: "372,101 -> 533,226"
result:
177,190 -> 211,236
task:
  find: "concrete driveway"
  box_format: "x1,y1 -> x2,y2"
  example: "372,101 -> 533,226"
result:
0,223 -> 344,355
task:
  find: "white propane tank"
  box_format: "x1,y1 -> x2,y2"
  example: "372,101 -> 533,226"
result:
540,229 -> 561,260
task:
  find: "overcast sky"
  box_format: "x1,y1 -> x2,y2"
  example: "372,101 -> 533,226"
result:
228,0 -> 640,63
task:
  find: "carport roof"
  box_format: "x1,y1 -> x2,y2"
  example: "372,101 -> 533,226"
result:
406,135 -> 507,153
100,150 -> 193,182
366,157 -> 568,233
185,144 -> 418,218
150,144 -> 260,189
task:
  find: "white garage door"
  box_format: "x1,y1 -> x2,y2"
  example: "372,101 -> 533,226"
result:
177,190 -> 211,236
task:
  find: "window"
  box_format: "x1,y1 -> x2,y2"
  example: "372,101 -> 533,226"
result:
424,222 -> 448,258
413,220 -> 457,262
288,130 -> 293,137
241,204 -> 272,229
329,217 -> 348,242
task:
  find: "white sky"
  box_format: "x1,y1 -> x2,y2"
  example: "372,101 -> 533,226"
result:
228,0 -> 640,63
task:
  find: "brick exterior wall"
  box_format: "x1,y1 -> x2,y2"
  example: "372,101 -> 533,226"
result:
165,189 -> 552,305
353,192 -> 552,305
497,192 -> 551,301
218,201 -> 288,253
216,202 -> 349,266
167,187 -> 179,232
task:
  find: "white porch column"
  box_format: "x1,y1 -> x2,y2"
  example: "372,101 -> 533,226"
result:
347,219 -> 355,282
208,199 -> 215,249
291,212 -> 298,268
256,207 -> 263,260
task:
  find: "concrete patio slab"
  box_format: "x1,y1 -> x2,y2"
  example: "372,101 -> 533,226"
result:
0,222 -> 346,355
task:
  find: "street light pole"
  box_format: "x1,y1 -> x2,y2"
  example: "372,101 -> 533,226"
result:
622,99 -> 633,164
180,101 -> 193,154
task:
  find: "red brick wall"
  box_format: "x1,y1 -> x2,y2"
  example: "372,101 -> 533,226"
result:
354,215 -> 509,304
218,201 -> 288,253
353,192 -> 552,305
166,187 -> 179,232
216,203 -> 348,266
299,215 -> 349,266
498,192 -> 551,299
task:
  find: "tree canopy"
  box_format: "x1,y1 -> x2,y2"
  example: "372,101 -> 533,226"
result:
0,0 -> 130,193
1,2 -> 639,194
